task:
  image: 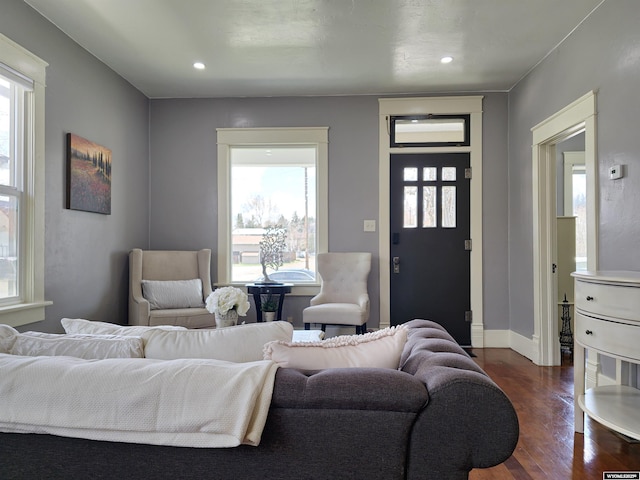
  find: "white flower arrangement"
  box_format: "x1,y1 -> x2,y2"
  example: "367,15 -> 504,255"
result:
206,286 -> 250,316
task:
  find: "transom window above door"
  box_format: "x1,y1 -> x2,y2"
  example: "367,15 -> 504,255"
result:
390,114 -> 470,147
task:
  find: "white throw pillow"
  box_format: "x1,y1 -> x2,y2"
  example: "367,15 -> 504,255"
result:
141,279 -> 205,310
10,332 -> 144,359
142,321 -> 294,363
61,318 -> 187,336
263,325 -> 408,369
0,324 -> 19,353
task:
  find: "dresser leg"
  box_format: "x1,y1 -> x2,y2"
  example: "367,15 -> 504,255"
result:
574,342 -> 585,433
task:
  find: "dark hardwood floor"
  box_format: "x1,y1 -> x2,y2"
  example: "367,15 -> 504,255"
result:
468,348 -> 640,480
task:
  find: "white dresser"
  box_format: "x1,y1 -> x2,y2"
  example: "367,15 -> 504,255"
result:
572,270 -> 640,439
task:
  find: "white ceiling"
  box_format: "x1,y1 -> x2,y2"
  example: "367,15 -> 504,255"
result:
23,0 -> 604,99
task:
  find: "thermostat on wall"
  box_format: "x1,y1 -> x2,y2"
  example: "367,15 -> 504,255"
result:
609,165 -> 624,180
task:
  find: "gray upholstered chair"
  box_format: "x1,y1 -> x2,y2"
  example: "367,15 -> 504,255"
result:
303,252 -> 372,334
129,248 -> 216,328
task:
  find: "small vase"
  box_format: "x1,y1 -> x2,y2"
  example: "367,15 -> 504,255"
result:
215,309 -> 238,328
263,311 -> 276,322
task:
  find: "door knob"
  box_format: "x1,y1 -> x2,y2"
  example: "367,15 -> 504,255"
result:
393,256 -> 400,274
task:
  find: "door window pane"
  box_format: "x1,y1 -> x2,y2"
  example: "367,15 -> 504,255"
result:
422,186 -> 436,228
403,186 -> 417,228
442,186 -> 456,228
403,167 -> 418,181
442,167 -> 456,181
423,167 -> 437,181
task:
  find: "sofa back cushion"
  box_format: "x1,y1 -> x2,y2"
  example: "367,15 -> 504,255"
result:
9,332 -> 144,359
61,318 -> 187,336
142,321 -> 294,362
263,325 -> 407,369
0,324 -> 19,353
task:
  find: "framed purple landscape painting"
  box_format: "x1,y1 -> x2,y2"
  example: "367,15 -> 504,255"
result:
67,133 -> 111,215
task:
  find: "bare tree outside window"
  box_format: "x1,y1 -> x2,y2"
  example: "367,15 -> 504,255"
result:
259,225 -> 287,283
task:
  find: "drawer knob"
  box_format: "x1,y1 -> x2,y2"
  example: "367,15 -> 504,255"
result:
586,296 -> 594,301
585,330 -> 593,335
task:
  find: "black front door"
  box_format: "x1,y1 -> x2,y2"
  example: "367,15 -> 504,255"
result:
390,153 -> 471,345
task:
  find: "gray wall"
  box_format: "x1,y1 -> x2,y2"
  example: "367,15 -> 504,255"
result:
149,93 -> 510,329
1,0 -> 150,332
508,0 -> 640,337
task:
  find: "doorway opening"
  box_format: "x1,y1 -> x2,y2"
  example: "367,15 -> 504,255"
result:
531,91 -> 598,366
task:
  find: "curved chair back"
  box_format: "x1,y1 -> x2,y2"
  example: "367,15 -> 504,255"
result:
316,252 -> 372,304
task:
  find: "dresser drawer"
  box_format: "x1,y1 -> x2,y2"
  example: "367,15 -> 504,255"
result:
575,312 -> 640,362
575,279 -> 640,323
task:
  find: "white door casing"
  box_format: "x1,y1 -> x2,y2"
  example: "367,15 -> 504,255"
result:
378,96 -> 484,347
531,90 -> 598,366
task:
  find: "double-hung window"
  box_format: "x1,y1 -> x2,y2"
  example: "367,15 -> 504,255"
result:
217,127 -> 328,293
0,33 -> 48,326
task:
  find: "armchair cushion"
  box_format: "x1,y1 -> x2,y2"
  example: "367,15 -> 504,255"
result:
141,279 -> 205,310
263,325 -> 407,369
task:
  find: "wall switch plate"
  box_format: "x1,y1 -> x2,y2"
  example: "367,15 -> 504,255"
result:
609,165 -> 624,180
363,220 -> 376,232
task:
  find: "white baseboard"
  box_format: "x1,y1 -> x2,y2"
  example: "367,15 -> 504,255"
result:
482,329 -> 537,363
482,329 -> 511,348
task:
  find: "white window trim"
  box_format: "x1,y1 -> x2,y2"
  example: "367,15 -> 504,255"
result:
0,33 -> 51,327
216,127 -> 328,296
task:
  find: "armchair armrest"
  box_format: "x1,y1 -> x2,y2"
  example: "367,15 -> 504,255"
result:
129,248 -> 150,326
128,293 -> 150,326
309,292 -> 329,306
357,293 -> 369,314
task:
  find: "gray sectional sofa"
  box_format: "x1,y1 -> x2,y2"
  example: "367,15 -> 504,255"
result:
0,319 -> 518,480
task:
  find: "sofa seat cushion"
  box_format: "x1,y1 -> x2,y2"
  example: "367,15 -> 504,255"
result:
148,308 -> 215,329
142,321 -> 294,362
0,354 -> 278,448
264,325 -> 407,369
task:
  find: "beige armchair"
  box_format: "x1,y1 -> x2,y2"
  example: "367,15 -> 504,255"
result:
303,252 -> 372,334
129,248 -> 216,328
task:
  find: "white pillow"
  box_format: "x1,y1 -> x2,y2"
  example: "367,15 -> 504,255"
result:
142,321 -> 294,362
9,332 -> 144,359
141,279 -> 205,310
61,318 -> 187,336
0,324 -> 19,353
263,325 -> 408,369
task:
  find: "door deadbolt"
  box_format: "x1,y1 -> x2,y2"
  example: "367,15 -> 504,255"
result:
393,256 -> 400,274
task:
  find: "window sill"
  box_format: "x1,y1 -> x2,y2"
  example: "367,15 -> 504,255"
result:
0,301 -> 53,327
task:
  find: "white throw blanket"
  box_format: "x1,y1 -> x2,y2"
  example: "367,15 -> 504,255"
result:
0,353 -> 279,448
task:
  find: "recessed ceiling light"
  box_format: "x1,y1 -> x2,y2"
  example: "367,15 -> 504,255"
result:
440,56 -> 453,64
193,62 -> 206,70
